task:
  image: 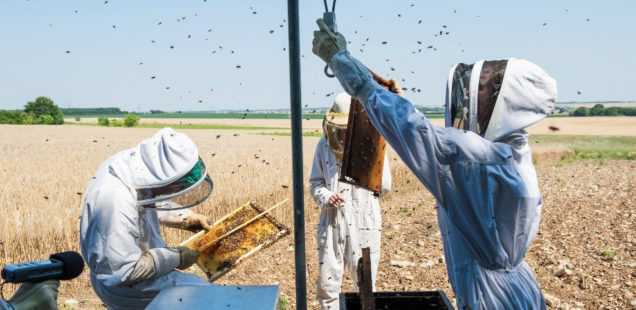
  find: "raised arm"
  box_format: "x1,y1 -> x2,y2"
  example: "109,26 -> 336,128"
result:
328,51 -> 449,202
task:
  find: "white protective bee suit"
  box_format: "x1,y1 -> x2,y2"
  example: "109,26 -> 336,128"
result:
327,50 -> 555,309
79,128 -> 214,310
310,93 -> 391,310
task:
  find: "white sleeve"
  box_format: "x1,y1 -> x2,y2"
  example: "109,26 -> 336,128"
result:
309,139 -> 334,209
157,205 -> 194,229
147,248 -> 180,278
330,51 -> 450,203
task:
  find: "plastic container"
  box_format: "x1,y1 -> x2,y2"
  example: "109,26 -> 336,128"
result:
339,291 -> 454,310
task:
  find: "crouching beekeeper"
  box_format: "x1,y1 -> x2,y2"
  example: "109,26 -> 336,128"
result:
79,128 -> 215,310
312,18 -> 556,309
310,92 -> 391,310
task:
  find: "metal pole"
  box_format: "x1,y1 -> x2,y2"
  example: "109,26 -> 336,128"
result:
286,0 -> 307,309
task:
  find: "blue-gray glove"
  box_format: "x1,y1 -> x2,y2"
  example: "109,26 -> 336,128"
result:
312,18 -> 347,63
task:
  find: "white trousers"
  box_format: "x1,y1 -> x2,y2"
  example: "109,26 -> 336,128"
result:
316,207 -> 381,310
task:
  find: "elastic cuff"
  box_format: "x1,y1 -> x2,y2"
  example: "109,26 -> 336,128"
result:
329,51 -> 374,99
148,247 -> 180,277
318,189 -> 335,209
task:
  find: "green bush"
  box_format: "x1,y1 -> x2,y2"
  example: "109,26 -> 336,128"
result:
34,114 -> 55,124
74,116 -> 81,121
571,104 -> 636,117
123,114 -> 140,127
24,96 -> 63,124
571,107 -> 590,117
98,117 -> 110,126
111,119 -> 123,127
589,104 -> 605,116
0,110 -> 29,124
605,107 -> 620,116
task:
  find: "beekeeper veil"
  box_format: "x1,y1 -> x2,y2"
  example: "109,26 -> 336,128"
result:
445,58 -> 557,141
110,128 -> 214,210
323,92 -> 351,159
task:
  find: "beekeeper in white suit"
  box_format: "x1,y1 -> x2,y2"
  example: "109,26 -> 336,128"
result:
313,19 -> 556,309
79,128 -> 215,310
310,92 -> 391,310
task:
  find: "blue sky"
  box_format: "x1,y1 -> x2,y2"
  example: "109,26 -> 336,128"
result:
0,1 -> 634,112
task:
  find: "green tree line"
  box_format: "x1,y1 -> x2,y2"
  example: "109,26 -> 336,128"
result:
571,104 -> 636,117
0,97 -> 64,124
61,107 -> 128,116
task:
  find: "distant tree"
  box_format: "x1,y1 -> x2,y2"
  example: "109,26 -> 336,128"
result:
605,107 -> 620,116
24,97 -> 64,124
123,114 -> 140,127
571,107 -> 590,117
618,107 -> 636,116
60,107 -> 124,116
589,104 -> 606,116
98,117 -> 110,126
149,109 -> 164,114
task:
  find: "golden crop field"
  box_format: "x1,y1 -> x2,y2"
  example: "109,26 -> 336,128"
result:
0,119 -> 634,309
0,124 -> 329,308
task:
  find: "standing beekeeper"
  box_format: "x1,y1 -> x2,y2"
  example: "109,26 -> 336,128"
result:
310,92 -> 391,310
312,19 -> 556,309
79,128 -> 215,310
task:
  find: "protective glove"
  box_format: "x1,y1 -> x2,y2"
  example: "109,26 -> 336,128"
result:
312,18 -> 347,63
182,213 -> 211,232
7,279 -> 59,310
157,206 -> 210,233
176,246 -> 200,270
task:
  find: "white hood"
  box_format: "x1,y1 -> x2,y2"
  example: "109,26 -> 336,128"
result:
108,127 -> 199,190
445,58 -> 557,141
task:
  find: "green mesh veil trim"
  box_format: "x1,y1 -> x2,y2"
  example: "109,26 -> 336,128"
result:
176,159 -> 202,187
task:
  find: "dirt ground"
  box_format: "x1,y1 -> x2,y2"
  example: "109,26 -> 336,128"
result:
217,157 -> 635,310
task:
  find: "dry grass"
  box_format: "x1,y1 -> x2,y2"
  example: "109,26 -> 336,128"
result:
0,124 -> 329,308
0,122 -> 634,309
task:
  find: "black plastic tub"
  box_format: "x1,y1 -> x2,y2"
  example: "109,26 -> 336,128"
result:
339,291 -> 454,310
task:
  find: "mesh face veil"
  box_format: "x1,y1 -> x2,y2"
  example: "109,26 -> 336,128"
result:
450,63 -> 475,131
323,92 -> 351,160
137,158 -> 214,210
323,117 -> 348,160
447,60 -> 508,136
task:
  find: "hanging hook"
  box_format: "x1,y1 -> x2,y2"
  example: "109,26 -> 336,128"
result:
322,0 -> 337,78
323,0 -> 336,13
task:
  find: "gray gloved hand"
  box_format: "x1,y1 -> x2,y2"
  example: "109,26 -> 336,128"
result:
176,246 -> 200,270
7,279 -> 59,310
182,213 -> 211,232
312,18 -> 347,63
